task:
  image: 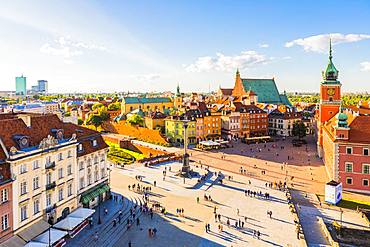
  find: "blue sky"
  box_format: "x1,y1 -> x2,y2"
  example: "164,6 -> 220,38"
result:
0,0 -> 369,93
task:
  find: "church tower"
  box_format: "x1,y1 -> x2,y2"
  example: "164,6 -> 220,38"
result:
317,39 -> 342,157
174,83 -> 183,109
232,69 -> 247,98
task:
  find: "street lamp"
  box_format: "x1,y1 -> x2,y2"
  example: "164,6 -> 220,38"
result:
98,195 -> 102,224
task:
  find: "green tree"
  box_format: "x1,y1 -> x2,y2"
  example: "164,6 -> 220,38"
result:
292,121 -> 307,140
127,114 -> 144,127
107,102 -> 121,111
78,118 -> 84,125
86,114 -> 103,130
92,103 -> 104,111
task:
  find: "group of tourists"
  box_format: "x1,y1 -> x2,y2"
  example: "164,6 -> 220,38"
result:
244,189 -> 270,199
128,183 -> 152,194
176,208 -> 185,216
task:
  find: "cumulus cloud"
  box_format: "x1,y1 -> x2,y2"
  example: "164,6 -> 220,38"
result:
360,61 -> 370,71
131,74 -> 160,82
259,43 -> 269,48
285,33 -> 370,53
40,36 -> 107,63
184,50 -> 272,72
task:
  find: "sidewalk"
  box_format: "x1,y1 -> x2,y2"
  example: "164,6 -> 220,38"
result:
66,192 -> 130,247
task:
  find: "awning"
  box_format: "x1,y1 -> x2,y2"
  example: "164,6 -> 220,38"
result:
1,235 -> 26,247
69,207 -> 95,219
25,229 -> 67,246
80,184 -> 110,204
17,220 -> 50,242
54,208 -> 95,231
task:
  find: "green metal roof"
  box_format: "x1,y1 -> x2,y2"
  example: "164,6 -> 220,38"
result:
123,97 -> 172,104
241,78 -> 290,105
279,94 -> 292,106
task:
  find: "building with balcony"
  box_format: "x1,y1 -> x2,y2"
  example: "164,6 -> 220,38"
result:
0,113 -> 109,238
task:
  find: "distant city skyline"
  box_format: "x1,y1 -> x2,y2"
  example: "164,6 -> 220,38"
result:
0,0 -> 369,93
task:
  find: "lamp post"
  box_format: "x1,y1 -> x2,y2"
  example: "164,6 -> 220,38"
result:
98,195 -> 102,224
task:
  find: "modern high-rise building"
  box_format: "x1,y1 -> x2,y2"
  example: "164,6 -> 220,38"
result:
15,75 -> 27,96
37,80 -> 48,93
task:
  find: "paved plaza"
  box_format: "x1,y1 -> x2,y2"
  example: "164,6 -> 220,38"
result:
65,136 -> 370,247
108,161 -> 303,247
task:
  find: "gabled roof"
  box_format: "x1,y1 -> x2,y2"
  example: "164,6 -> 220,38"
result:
241,78 -> 291,105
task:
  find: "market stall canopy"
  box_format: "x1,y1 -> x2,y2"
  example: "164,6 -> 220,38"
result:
26,229 -> 67,246
54,208 -> 95,231
17,220 -> 50,242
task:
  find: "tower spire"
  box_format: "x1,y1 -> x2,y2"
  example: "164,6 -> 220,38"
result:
329,38 -> 333,61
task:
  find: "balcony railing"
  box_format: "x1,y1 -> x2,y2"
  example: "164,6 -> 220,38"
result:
45,161 -> 56,169
45,181 -> 56,191
45,203 -> 56,213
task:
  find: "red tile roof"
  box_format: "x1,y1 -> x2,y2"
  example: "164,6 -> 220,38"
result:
0,114 -> 108,161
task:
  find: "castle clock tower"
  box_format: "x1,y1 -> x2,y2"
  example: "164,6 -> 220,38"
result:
317,40 -> 342,157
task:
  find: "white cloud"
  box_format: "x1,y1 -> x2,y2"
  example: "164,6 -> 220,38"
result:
131,74 -> 161,82
184,50 -> 272,72
360,61 -> 370,71
40,36 -> 107,63
285,33 -> 370,53
259,43 -> 269,48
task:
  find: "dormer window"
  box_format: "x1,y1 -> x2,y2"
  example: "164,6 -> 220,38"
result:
13,135 -> 30,149
78,144 -> 83,152
52,129 -> 64,140
92,140 -> 97,147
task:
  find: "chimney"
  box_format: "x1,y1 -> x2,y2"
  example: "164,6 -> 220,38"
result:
17,114 -> 32,127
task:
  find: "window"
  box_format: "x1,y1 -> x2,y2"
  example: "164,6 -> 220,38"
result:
94,170 -> 99,182
101,168 -> 105,179
58,168 -> 63,179
19,164 -> 27,174
20,206 -> 27,221
33,160 -> 40,170
363,164 -> 370,174
33,200 -> 40,214
78,144 -> 83,152
87,173 -> 92,185
20,181 -> 27,195
346,147 -> 352,154
46,193 -> 52,207
57,153 -> 63,161
67,150 -> 72,158
101,155 -> 105,162
345,162 -> 353,173
1,214 -> 9,230
94,156 -> 98,164
79,162 -> 84,171
92,140 -> 97,147
67,184 -> 72,197
1,189 -> 8,203
67,164 -> 72,175
58,188 -> 63,201
363,179 -> 369,187
364,148 -> 369,156
79,177 -> 84,189
46,173 -> 52,185
33,177 -> 40,190
346,177 -> 353,185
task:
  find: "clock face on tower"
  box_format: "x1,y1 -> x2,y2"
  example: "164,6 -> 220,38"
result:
327,88 -> 335,96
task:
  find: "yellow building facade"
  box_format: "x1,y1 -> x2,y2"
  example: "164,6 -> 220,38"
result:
121,97 -> 174,114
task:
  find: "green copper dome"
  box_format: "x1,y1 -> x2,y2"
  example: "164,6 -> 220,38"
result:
322,39 -> 340,84
337,112 -> 348,121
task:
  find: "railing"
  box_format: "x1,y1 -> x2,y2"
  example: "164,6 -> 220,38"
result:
46,181 -> 56,190
45,161 -> 56,169
45,203 -> 56,213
